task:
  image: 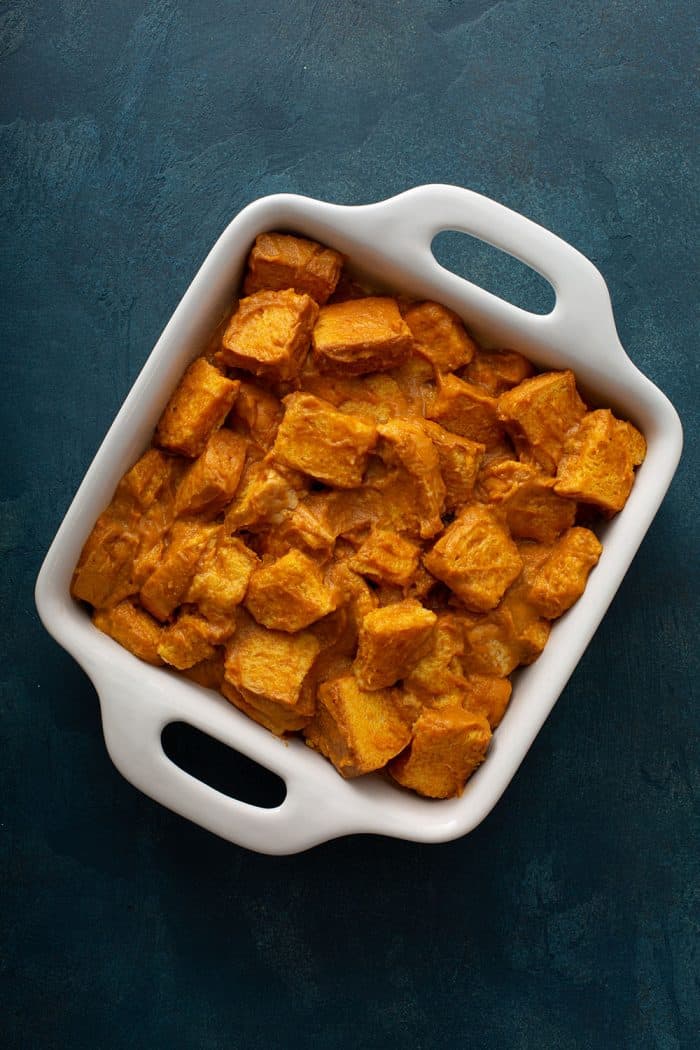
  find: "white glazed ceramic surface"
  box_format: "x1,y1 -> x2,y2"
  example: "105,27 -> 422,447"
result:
35,186 -> 682,854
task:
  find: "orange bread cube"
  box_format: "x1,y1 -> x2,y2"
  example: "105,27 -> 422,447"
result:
388,354 -> 437,415
325,561 -> 379,628
271,392 -> 377,488
462,674 -> 512,729
72,515 -> 141,609
304,676 -> 411,777
465,348 -> 534,395
422,420 -> 484,511
157,612 -> 234,670
477,458 -> 576,543
354,599 -> 437,689
403,613 -> 466,703
303,371 -> 413,425
224,459 -> 305,531
220,288 -> 318,381
423,504 -> 522,612
186,532 -> 258,618
389,707 -> 491,798
497,369 -> 586,474
243,232 -> 343,304
349,529 -> 421,588
403,301 -> 477,373
140,520 -> 218,621
93,600 -> 164,665
174,429 -> 247,518
526,527 -> 602,619
554,409 -> 646,514
224,618 -> 320,709
155,358 -> 239,457
227,380 -> 283,449
312,297 -> 413,374
376,419 -> 446,538
222,678 -> 315,736
72,449 -> 183,608
459,544 -> 552,675
183,652 -> 226,691
115,447 -> 182,512
245,550 -> 337,632
427,373 -> 504,447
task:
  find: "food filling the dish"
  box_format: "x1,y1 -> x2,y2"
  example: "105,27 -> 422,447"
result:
72,231 -> 646,798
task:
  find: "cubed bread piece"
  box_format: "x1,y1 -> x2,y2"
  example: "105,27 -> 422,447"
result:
243,232 -> 343,304
427,373 -> 504,447
388,354 -> 437,414
304,676 -> 411,777
72,449 -> 183,608
157,611 -> 234,670
115,448 -> 182,512
376,419 -> 446,538
526,527 -> 602,619
458,544 -> 552,675
155,357 -> 240,457
388,707 -> 491,798
183,652 -> 226,691
422,420 -> 484,511
224,459 -> 305,531
403,301 -> 477,372
462,674 -> 512,729
271,392 -> 377,488
186,533 -> 258,617
619,419 -> 647,466
175,429 -> 248,517
554,409 -> 645,514
403,613 -> 466,702
354,599 -> 437,689
423,504 -> 522,612
224,618 -> 320,708
325,560 -> 379,629
245,549 -> 337,631
460,613 -> 522,677
226,380 -> 283,449
302,371 -> 413,424
140,521 -> 218,621
93,600 -> 164,665
72,514 -> 141,608
220,289 -> 319,381
497,370 -> 586,474
477,458 -> 576,543
349,530 -> 421,588
312,297 -> 413,375
221,678 -> 315,735
464,348 -> 534,395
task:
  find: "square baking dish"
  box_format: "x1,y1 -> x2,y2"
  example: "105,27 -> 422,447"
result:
35,185 -> 682,854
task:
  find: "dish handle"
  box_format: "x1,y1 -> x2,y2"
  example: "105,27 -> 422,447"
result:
367,183 -> 625,355
94,662 -> 356,854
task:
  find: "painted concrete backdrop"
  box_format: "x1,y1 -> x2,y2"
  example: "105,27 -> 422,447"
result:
2,2 -> 698,1047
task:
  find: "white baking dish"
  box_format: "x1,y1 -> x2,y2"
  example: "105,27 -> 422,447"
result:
35,185 -> 682,854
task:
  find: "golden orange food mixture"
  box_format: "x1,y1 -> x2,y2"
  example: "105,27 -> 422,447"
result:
72,231 -> 646,798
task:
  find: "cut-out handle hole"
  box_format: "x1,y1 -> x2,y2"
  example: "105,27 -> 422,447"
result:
162,722 -> 286,809
431,230 -> 556,315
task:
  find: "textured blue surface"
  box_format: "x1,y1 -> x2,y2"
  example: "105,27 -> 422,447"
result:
2,2 -> 698,1047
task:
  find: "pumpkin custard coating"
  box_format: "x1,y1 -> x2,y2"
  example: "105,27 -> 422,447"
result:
74,230 -> 646,799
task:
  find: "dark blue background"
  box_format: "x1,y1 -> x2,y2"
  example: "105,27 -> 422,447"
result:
2,2 -> 698,1047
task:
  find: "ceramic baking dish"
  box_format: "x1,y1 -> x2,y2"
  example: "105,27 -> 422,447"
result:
35,185 -> 682,854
